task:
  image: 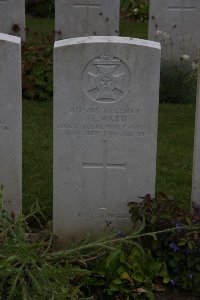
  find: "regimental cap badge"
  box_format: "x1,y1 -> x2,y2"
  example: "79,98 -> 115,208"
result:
83,53 -> 130,103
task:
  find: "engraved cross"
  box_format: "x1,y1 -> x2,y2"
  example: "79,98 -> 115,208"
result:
82,140 -> 127,208
73,0 -> 101,33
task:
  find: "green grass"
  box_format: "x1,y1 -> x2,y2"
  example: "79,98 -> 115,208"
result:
120,19 -> 148,39
22,16 -> 196,215
157,104 -> 195,209
23,101 -> 53,216
26,16 -> 54,44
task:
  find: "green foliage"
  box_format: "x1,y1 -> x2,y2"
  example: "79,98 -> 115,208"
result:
158,229 -> 200,294
0,203 -> 86,299
26,0 -> 54,18
121,0 -> 149,21
128,194 -> 200,296
92,244 -> 169,299
22,42 -> 53,102
153,200 -> 200,295
2,189 -> 200,298
128,194 -> 182,231
23,17 -> 54,102
0,202 -> 170,299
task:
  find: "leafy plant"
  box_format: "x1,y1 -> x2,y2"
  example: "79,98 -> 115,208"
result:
128,194 -> 200,296
121,0 -> 149,21
1,190 -> 200,299
22,39 -> 53,102
128,193 -> 184,231
0,200 -> 170,300
92,243 -> 169,299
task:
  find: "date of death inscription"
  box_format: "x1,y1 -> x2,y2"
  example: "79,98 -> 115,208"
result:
56,106 -> 152,138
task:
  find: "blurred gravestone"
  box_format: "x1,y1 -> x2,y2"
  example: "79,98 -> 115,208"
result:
0,0 -> 25,41
0,34 -> 22,215
53,36 -> 161,242
55,0 -> 120,40
149,0 -> 200,68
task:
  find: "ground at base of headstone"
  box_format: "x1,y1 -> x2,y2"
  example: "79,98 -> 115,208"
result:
1,193 -> 200,300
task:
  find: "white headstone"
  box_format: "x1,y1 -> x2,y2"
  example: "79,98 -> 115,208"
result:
0,0 -> 25,41
192,57 -> 200,206
54,36 -> 161,242
55,0 -> 120,40
148,0 -> 200,67
0,34 -> 22,215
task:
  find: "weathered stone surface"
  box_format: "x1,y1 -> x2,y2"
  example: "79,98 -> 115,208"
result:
53,36 -> 161,242
148,0 -> 200,67
55,0 -> 120,40
0,0 -> 25,41
192,59 -> 200,206
0,34 -> 22,215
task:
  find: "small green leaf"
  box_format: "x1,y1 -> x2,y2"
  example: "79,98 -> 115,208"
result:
106,248 -> 121,269
131,272 -> 145,283
121,272 -> 133,283
112,278 -> 122,285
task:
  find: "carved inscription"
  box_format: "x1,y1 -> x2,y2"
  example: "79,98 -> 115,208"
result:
57,106 -> 151,138
83,53 -> 130,103
77,211 -> 129,220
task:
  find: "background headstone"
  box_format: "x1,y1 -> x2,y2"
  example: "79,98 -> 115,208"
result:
0,34 -> 22,215
192,56 -> 200,206
148,0 -> 200,68
0,0 -> 25,41
54,36 -> 161,242
55,0 -> 120,40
